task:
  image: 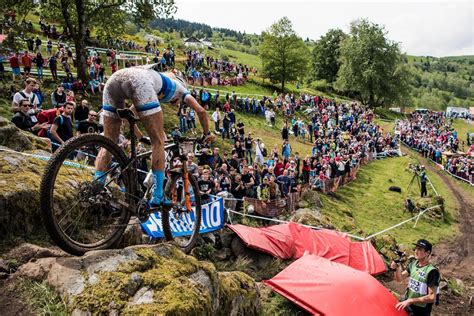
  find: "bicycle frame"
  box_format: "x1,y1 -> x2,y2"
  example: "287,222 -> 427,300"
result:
118,109 -> 194,213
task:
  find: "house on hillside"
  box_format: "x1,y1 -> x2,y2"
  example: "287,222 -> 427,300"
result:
200,37 -> 213,47
183,36 -> 204,48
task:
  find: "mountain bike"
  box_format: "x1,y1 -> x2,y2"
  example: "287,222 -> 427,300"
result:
40,108 -> 203,255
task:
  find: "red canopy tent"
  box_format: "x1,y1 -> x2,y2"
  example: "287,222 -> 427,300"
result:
228,222 -> 386,275
264,255 -> 407,316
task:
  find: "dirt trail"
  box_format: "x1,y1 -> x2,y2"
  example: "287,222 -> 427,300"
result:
396,146 -> 473,314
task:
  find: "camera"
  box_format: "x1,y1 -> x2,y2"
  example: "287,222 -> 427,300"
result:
392,248 -> 406,264
408,163 -> 422,173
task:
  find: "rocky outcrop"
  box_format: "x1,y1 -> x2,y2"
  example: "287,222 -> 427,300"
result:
0,116 -> 52,241
12,243 -> 260,315
0,116 -> 50,152
0,149 -> 49,240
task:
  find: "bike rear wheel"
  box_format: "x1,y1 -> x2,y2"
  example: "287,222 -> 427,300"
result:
40,134 -> 132,255
162,173 -> 202,253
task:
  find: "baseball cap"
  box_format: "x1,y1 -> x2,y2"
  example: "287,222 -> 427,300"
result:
413,239 -> 432,252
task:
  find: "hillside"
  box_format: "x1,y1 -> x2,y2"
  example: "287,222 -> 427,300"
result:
0,11 -> 473,315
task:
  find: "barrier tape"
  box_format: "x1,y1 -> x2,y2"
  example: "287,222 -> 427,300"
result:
225,207 -> 366,241
1,146 -> 443,241
363,205 -> 443,240
222,197 -> 442,241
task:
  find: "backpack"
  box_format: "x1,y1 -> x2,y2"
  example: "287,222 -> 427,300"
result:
19,91 -> 37,105
258,143 -> 268,157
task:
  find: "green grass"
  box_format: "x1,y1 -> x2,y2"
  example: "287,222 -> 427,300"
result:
17,279 -> 69,315
320,155 -> 458,246
215,48 -> 262,69
451,118 -> 474,145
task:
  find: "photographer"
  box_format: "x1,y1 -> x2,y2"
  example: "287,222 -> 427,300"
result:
419,166 -> 428,197
390,239 -> 440,316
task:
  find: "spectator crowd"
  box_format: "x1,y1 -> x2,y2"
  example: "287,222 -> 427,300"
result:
397,111 -> 474,185
4,23 -> 402,212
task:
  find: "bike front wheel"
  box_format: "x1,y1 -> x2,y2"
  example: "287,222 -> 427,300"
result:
162,172 -> 202,253
40,134 -> 132,255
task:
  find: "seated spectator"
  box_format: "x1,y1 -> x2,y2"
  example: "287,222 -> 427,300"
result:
11,99 -> 48,135
88,78 -> 104,94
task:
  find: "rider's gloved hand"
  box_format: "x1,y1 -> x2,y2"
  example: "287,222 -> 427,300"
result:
139,136 -> 151,146
200,131 -> 215,144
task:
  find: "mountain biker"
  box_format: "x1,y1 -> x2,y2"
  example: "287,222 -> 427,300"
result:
95,64 -> 212,207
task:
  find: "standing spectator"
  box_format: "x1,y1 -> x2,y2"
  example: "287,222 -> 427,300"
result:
179,104 -> 187,133
282,140 -> 292,161
33,52 -> 44,80
236,119 -> 245,140
35,36 -> 42,52
244,132 -> 254,164
208,147 -> 223,170
9,52 -> 21,81
51,85 -> 66,108
12,77 -> 40,114
48,54 -> 58,81
26,37 -> 34,52
282,122 -> 289,141
186,108 -> 196,135
21,51 -> 33,78
186,153 -> 199,177
420,166 -> 428,197
33,83 -> 44,109
74,99 -> 90,128
212,107 -> 221,133
50,101 -> 75,151
46,40 -> 53,55
255,139 -> 266,165
222,112 -> 231,140
274,157 -> 285,177
231,174 -> 246,210
198,169 -> 214,204
228,108 -> 236,130
98,66 -> 105,83
277,169 -> 291,197
77,110 -> 99,135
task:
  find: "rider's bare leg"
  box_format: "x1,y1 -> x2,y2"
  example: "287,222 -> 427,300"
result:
94,115 -> 122,183
139,110 -> 170,206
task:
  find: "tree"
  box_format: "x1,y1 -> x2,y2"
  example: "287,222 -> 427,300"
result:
259,17 -> 309,91
1,0 -> 176,81
335,19 -> 412,108
311,28 -> 346,83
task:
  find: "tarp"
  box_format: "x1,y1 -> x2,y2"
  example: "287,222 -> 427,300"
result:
263,255 -> 407,316
141,196 -> 225,238
228,222 -> 386,275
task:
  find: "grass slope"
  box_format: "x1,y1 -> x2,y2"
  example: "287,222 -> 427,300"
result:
320,155 -> 458,245
451,118 -> 474,145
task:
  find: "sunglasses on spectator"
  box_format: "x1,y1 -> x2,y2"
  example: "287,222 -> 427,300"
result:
21,103 -> 31,107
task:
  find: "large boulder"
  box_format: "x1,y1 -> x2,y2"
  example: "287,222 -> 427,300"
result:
299,190 -> 323,208
0,116 -> 50,152
289,208 -> 322,226
0,149 -> 49,240
14,244 -> 260,315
